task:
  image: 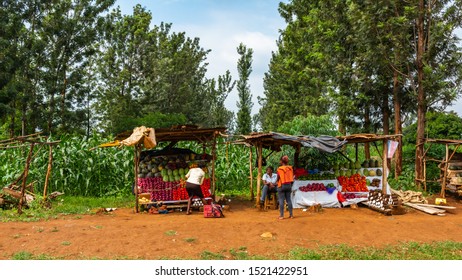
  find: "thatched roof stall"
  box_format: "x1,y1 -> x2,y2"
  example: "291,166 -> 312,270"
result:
100,125 -> 226,212
235,132 -> 346,205
419,138 -> 462,198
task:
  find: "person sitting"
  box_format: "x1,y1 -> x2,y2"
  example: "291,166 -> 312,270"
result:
260,166 -> 278,206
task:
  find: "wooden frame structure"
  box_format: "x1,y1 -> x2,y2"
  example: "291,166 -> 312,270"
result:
106,125 -> 227,213
416,138 -> 462,197
0,133 -> 60,214
236,132 -> 401,207
337,133 -> 402,195
235,132 -> 307,205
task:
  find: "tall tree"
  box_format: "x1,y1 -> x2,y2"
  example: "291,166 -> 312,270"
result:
235,43 -> 253,135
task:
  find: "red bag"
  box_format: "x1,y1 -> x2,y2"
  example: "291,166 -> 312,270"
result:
203,203 -> 224,218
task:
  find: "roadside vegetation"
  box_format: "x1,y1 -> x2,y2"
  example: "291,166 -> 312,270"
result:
8,241 -> 462,260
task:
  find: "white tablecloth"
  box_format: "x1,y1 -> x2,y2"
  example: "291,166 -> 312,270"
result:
291,180 -> 341,208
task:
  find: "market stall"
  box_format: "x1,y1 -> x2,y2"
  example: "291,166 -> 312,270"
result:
99,125 -> 226,212
237,132 -> 401,211
234,132 -> 346,207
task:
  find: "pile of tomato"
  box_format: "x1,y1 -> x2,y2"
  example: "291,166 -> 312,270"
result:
337,174 -> 368,192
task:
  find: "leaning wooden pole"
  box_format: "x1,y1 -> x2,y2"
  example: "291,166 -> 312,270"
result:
18,143 -> 35,214
256,144 -> 263,207
249,146 -> 254,201
382,140 -> 388,195
211,133 -> 217,196
43,145 -> 54,201
441,144 -> 449,198
134,144 -> 141,213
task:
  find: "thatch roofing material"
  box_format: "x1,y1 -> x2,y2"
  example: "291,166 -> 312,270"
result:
115,125 -> 226,143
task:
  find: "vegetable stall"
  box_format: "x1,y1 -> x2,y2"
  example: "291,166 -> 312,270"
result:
236,132 -> 401,213
99,125 -> 226,213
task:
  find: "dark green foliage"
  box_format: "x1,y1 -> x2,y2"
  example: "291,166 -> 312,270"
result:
235,43 -> 253,135
403,111 -> 462,144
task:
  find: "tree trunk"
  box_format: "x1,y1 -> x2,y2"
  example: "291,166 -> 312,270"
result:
415,0 -> 426,189
10,100 -> 16,138
393,68 -> 403,178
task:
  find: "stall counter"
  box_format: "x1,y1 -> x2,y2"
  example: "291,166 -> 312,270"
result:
291,180 -> 341,208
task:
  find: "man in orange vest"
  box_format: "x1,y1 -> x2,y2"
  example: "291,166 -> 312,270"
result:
276,155 -> 294,219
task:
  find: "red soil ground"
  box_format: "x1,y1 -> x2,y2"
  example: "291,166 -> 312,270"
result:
1,196 -> 462,259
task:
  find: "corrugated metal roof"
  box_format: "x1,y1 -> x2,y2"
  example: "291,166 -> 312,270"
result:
235,132 -> 346,153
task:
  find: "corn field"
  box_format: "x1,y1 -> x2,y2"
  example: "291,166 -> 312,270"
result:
0,135 -> 258,197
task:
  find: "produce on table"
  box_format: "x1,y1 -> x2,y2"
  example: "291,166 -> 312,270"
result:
137,149 -> 212,201
297,172 -> 336,180
299,182 -> 326,192
337,174 -> 368,192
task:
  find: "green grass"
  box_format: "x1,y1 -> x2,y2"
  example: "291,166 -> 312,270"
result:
165,230 -> 177,236
61,241 -> 71,246
9,242 -> 462,260
11,251 -> 59,260
184,237 -> 196,243
0,195 -> 134,222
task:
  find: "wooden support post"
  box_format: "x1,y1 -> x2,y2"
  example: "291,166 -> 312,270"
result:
423,157 -> 427,192
134,144 -> 141,213
294,145 -> 300,168
18,143 -> 35,214
211,133 -> 217,196
441,144 -> 449,198
43,145 -> 54,201
382,140 -> 388,195
355,143 -> 359,162
249,146 -> 254,201
256,144 -> 263,207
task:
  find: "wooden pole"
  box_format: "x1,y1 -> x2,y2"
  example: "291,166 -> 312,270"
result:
423,157 -> 427,192
43,145 -> 54,201
249,146 -> 254,201
441,144 -> 449,198
294,145 -> 300,168
134,144 -> 141,213
18,143 -> 35,214
211,133 -> 217,196
355,143 -> 359,162
382,140 -> 388,194
256,144 -> 263,207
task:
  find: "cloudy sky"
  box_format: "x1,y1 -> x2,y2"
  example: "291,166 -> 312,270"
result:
115,0 -> 462,117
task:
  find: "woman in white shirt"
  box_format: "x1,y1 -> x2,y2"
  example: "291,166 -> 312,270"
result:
184,162 -> 208,215
260,166 -> 278,206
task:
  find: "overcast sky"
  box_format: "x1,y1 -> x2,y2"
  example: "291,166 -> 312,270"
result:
115,0 -> 462,117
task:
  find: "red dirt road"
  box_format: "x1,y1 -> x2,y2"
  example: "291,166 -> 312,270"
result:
1,198 -> 462,259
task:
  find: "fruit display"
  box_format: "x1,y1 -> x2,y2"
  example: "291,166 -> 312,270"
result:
369,178 -> 381,187
342,192 -> 368,200
299,182 -> 326,192
136,148 -> 212,201
297,172 -> 336,180
337,174 -> 368,192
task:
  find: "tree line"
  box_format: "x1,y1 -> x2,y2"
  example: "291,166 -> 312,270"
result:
258,0 -> 462,182
2,0 -> 462,184
0,0 -> 255,137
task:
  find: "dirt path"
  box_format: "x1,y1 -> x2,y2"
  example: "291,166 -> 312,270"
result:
1,198 -> 462,259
